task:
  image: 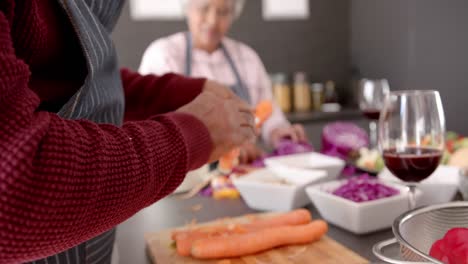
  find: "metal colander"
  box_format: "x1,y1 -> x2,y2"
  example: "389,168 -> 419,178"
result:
373,202 -> 468,263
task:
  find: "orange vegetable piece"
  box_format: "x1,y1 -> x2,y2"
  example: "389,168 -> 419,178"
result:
218,148 -> 240,173
254,100 -> 273,128
191,220 -> 328,259
172,209 -> 312,257
217,101 -> 273,172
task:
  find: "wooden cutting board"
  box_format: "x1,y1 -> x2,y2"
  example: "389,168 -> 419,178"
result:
145,214 -> 369,264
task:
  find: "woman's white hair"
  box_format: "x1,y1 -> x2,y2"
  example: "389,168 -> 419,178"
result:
180,0 -> 246,19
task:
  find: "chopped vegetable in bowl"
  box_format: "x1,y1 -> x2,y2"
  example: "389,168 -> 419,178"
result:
332,175 -> 399,202
355,148 -> 385,173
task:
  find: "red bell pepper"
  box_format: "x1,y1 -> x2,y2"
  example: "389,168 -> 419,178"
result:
430,228 -> 468,264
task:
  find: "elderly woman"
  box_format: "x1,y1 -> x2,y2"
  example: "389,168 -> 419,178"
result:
139,0 -> 307,163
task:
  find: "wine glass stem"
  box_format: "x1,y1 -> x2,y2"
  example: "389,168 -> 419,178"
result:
369,121 -> 377,148
407,184 -> 417,210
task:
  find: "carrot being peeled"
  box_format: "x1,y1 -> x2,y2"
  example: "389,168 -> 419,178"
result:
218,148 -> 240,173
254,100 -> 273,128
190,220 -> 329,259
217,100 -> 273,172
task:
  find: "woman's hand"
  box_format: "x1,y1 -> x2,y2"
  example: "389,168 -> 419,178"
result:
270,124 -> 307,147
238,142 -> 264,164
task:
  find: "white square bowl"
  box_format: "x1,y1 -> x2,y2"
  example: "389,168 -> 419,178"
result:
264,152 -> 345,181
378,165 -> 460,206
305,179 -> 421,234
232,168 -> 327,212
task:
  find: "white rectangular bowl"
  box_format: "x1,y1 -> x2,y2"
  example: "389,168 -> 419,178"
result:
264,152 -> 345,182
378,165 -> 460,207
232,168 -> 327,212
306,179 -> 421,234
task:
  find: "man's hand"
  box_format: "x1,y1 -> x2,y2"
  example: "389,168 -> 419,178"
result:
177,81 -> 256,162
202,80 -> 234,99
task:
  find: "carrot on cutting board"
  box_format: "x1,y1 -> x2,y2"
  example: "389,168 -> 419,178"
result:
172,209 -> 312,257
172,209 -> 311,240
190,220 -> 329,259
174,225 -> 250,256
244,209 -> 311,229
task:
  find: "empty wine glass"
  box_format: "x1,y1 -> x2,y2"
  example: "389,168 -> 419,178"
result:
358,79 -> 390,148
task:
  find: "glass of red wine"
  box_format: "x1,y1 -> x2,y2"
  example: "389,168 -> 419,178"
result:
358,79 -> 390,148
379,90 -> 445,209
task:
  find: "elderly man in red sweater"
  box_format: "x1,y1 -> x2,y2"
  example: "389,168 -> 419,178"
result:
0,0 -> 256,263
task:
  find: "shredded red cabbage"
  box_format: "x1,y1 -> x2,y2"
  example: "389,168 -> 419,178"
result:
332,175 -> 399,202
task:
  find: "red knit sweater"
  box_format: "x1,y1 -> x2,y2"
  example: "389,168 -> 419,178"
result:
0,0 -> 212,262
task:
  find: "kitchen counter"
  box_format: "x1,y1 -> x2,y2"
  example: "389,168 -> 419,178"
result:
284,108 -> 369,149
115,194 -> 394,263
286,108 -> 363,124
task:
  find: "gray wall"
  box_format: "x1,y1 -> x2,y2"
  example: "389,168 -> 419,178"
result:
351,0 -> 468,134
112,0 -> 350,90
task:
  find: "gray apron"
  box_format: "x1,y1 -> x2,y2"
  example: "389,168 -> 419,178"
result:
184,33 -> 251,103
184,33 -> 251,171
26,0 -> 125,263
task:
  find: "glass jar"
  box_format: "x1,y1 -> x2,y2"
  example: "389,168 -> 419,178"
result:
293,72 -> 311,112
272,73 -> 292,113
324,80 -> 338,103
311,83 -> 324,111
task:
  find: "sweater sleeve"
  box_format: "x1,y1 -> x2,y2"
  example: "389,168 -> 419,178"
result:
121,68 -> 205,121
0,12 -> 212,263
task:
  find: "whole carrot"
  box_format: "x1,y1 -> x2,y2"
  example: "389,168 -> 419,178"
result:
244,209 -> 311,229
191,220 -> 329,259
174,226 -> 249,256
172,209 -> 311,241
173,209 -> 312,256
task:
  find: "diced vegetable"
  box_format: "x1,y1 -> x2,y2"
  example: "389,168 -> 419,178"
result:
332,175 -> 399,202
454,138 -> 468,151
355,148 -> 385,172
441,150 -> 451,165
446,131 -> 459,141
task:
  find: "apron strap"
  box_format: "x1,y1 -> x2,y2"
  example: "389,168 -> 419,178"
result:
184,32 -> 193,76
184,32 -> 251,103
220,44 -> 251,103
